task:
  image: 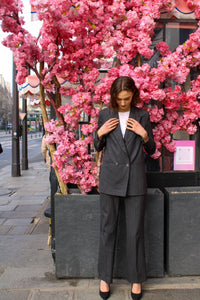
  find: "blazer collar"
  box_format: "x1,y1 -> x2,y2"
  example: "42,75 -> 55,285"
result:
109,107 -> 138,154
109,106 -> 138,118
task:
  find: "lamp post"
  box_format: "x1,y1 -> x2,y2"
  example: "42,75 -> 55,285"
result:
22,97 -> 28,170
11,60 -> 20,176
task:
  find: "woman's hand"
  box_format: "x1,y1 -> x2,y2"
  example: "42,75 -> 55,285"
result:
127,118 -> 149,143
97,118 -> 119,140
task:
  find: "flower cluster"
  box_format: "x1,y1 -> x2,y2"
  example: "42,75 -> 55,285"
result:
1,0 -> 200,192
45,119 -> 97,193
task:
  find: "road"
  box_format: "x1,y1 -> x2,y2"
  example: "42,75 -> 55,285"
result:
0,132 -> 44,169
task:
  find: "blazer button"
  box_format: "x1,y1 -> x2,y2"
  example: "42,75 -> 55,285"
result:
115,162 -> 118,166
126,164 -> 129,167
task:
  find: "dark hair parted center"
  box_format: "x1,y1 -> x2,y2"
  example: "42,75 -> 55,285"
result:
110,76 -> 140,110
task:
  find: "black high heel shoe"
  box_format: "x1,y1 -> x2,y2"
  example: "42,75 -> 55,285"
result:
131,291 -> 142,300
99,281 -> 110,299
131,283 -> 142,300
99,289 -> 110,299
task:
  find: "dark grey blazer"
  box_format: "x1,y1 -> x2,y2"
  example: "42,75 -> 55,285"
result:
94,106 -> 156,197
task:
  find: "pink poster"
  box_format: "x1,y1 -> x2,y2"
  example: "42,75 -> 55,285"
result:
174,140 -> 195,171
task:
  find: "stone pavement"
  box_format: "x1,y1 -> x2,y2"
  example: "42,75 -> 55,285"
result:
0,160 -> 200,299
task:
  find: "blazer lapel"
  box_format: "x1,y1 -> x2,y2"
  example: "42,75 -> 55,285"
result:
124,107 -> 138,147
109,108 -> 128,154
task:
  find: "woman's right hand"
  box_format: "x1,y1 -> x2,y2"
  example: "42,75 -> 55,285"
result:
97,118 -> 119,140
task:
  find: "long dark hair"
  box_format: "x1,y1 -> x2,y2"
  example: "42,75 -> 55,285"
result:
110,76 -> 140,110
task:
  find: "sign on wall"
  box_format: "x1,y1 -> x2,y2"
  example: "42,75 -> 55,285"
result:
174,140 -> 195,171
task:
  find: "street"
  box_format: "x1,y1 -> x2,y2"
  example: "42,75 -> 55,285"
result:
0,132 -> 43,169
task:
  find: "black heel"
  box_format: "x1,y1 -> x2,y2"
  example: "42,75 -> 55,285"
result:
99,290 -> 110,299
131,291 -> 142,300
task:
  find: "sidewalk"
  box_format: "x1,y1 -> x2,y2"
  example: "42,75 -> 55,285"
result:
0,161 -> 200,299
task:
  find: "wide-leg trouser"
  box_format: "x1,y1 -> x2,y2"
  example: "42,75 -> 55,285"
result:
98,193 -> 147,284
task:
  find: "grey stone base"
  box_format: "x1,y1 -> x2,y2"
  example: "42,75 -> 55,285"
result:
55,194 -> 99,278
164,186 -> 200,276
54,189 -> 164,278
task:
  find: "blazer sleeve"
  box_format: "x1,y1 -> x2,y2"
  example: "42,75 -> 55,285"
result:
94,110 -> 106,152
142,112 -> 156,155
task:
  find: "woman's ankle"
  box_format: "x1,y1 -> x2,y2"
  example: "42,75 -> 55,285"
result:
132,283 -> 142,294
100,280 -> 110,292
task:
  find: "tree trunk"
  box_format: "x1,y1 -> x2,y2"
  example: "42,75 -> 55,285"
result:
39,62 -> 68,195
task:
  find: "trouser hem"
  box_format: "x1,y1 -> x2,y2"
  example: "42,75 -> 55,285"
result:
99,275 -> 112,285
128,276 -> 147,284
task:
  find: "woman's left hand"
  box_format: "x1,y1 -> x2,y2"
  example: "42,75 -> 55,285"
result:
126,118 -> 149,143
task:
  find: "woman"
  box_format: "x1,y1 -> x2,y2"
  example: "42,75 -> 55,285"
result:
94,76 -> 156,300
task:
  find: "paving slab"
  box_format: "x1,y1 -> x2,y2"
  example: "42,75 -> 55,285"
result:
0,219 -> 5,225
0,249 -> 52,267
0,268 -> 91,290
77,287 -> 128,300
0,193 -> 16,200
0,234 -> 49,250
15,205 -> 43,211
33,191 -> 50,196
0,210 -> 39,218
0,266 -> 54,289
142,289 -> 200,300
0,225 -> 12,234
0,188 -> 13,196
31,289 -> 74,300
31,220 -> 49,235
0,290 -> 31,300
0,198 -> 10,205
11,195 -> 47,201
8,225 -> 30,235
143,276 -> 200,290
0,205 -> 17,211
3,218 -> 33,226
10,199 -> 46,205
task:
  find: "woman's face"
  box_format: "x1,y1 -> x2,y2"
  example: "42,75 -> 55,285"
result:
116,90 -> 133,112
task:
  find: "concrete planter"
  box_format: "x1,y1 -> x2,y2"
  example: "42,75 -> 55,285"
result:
54,188 -> 164,278
164,186 -> 200,276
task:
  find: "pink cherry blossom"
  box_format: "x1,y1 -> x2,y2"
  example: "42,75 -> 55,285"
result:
1,0 -> 200,192
156,41 -> 171,57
